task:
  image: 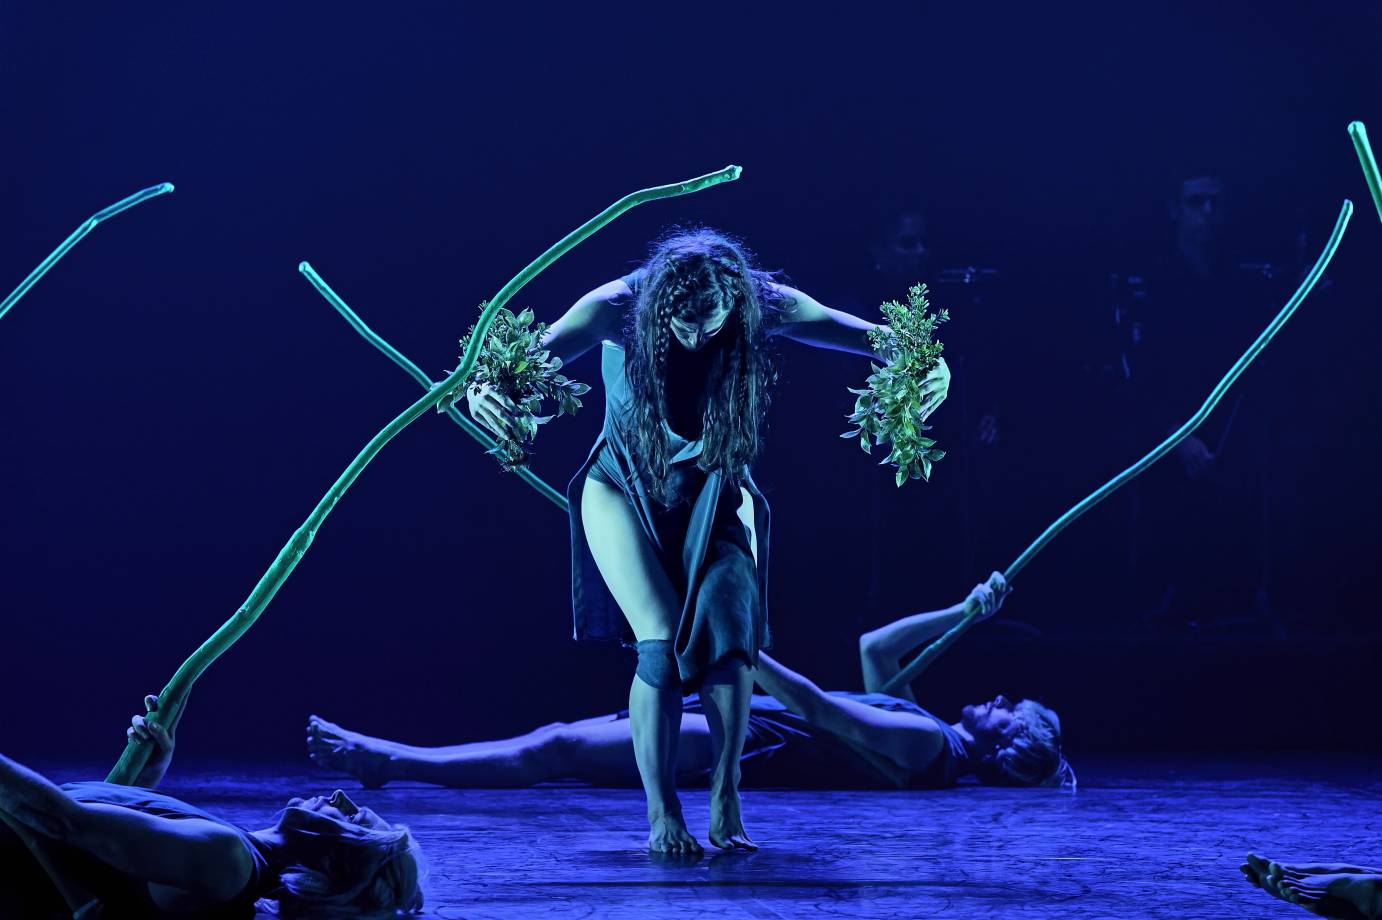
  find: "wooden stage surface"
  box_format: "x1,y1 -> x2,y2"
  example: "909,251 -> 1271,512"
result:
38,753 -> 1382,919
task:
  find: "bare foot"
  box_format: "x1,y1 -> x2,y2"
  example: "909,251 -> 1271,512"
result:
647,806 -> 702,855
1244,855 -> 1382,919
306,715 -> 393,790
1244,853 -> 1293,903
1274,861 -> 1382,880
1279,872 -> 1382,919
709,786 -> 758,851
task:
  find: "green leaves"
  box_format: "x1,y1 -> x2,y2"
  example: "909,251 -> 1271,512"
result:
440,303 -> 592,472
842,283 -> 949,487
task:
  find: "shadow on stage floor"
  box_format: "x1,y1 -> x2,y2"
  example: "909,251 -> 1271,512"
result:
34,754 -> 1382,919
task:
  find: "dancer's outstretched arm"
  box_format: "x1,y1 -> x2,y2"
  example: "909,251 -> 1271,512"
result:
467,278 -> 628,437
859,573 -> 1009,704
770,283 -> 950,416
753,652 -> 944,779
0,751 -> 251,899
540,279 -> 631,365
0,809 -> 99,915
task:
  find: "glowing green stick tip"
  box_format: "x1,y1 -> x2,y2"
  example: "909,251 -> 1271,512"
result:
106,165 -> 737,785
2,182 -> 175,323
1348,122 -> 1382,224
92,182 -> 175,222
880,197 -> 1354,695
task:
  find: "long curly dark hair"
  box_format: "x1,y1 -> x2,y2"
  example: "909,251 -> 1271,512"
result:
623,228 -> 783,505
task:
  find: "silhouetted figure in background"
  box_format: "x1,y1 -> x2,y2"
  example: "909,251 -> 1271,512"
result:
856,201 -> 1010,582
1110,173 -> 1286,632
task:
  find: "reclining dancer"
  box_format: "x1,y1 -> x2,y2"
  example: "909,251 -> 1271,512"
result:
0,694 -> 424,918
308,573 -> 1073,811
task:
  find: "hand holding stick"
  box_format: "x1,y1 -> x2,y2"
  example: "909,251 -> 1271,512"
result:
880,198 -> 1354,696
107,165 -> 742,784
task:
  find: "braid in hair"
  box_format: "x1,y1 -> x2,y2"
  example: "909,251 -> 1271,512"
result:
623,227 -> 782,507
651,289 -> 673,495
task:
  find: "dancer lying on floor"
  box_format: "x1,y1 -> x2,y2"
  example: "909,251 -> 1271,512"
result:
1243,852 -> 1382,919
0,693 -> 425,919
309,573 -> 1073,798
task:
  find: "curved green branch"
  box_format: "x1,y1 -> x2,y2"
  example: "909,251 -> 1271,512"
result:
1,183 -> 174,323
106,165 -> 741,784
881,198 -> 1354,695
298,261 -> 569,510
1348,122 -> 1381,224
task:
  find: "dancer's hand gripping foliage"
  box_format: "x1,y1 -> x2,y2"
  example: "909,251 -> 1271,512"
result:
842,283 -> 950,486
441,305 -> 591,471
107,164 -> 743,786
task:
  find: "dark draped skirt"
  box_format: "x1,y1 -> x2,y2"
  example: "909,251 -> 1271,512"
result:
567,342 -> 772,685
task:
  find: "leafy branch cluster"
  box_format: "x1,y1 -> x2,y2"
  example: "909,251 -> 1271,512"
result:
438,304 -> 591,471
842,283 -> 950,487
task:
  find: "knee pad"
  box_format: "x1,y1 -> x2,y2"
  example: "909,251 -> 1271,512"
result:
634,639 -> 680,689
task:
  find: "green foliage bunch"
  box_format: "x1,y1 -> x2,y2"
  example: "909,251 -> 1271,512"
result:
439,304 -> 591,471
842,283 -> 950,486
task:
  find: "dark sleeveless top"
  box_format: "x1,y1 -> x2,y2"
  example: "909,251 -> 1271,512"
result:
44,782 -> 280,917
611,692 -> 973,789
566,269 -> 774,684
693,692 -> 973,790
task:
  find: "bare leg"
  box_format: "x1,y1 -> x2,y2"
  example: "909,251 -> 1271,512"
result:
582,476 -> 701,853
308,712 -> 715,789
700,658 -> 757,850
626,677 -> 696,851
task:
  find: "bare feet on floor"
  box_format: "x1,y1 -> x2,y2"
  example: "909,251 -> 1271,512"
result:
708,785 -> 758,851
647,803 -> 702,855
306,715 -> 394,790
1243,853 -> 1382,919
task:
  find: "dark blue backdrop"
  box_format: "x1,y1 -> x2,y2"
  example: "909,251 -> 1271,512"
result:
3,3 -> 1379,761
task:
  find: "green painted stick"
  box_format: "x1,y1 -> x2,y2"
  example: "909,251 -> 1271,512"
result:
1,183 -> 174,322
107,165 -> 741,783
1348,122 -> 1382,223
881,198 -> 1354,696
298,262 -> 570,511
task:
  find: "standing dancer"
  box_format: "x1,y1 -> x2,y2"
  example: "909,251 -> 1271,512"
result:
466,228 -> 950,852
464,225 -> 950,850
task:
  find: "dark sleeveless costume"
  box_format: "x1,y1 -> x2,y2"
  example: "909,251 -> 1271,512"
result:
567,269 -> 772,685
3,781 -> 279,918
615,692 -> 974,789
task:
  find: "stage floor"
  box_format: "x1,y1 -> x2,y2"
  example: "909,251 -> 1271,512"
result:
40,754 -> 1382,919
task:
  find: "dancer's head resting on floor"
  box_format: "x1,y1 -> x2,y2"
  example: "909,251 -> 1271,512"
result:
624,226 -> 785,503
265,788 -> 426,917
962,695 -> 1075,789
